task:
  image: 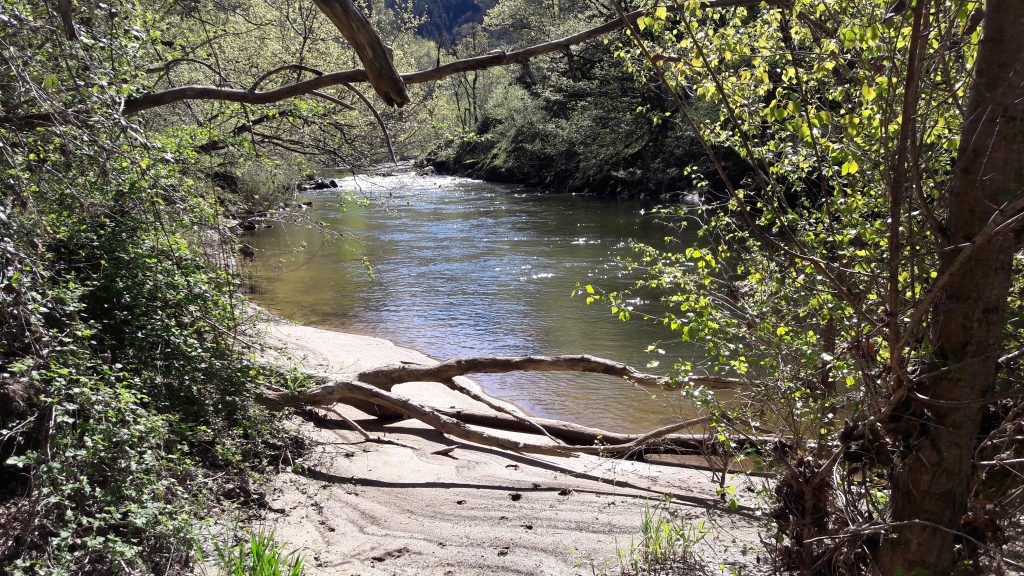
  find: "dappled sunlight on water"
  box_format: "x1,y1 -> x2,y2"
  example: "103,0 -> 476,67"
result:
246,171 -> 703,432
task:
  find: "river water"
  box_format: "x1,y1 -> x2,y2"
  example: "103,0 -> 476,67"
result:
245,171 -> 701,432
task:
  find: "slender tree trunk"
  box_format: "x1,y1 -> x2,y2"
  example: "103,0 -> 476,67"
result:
879,2 -> 1024,574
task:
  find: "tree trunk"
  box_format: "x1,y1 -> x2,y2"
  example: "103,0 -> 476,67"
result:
879,2 -> 1024,574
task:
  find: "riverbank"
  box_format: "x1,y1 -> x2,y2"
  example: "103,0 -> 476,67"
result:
251,313 -> 765,575
421,127 -> 746,203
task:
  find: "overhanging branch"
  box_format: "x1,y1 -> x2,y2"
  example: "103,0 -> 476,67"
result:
311,0 -> 410,106
119,0 -> 762,117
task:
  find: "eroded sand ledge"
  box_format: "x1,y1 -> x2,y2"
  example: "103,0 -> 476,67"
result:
258,316 -> 764,575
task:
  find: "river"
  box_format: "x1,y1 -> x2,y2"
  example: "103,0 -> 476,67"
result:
245,170 -> 702,432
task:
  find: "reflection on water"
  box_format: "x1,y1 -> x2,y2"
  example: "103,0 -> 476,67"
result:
246,171 -> 701,432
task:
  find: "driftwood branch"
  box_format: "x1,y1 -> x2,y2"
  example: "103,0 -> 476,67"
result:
433,407 -> 767,454
356,354 -> 743,391
442,378 -> 567,446
263,378 -> 577,456
319,406 -> 417,449
260,354 -> 746,459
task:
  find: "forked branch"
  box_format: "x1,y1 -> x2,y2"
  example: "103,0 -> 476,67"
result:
259,354 -> 745,458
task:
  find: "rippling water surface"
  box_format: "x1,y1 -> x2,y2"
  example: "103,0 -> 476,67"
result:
246,171 -> 701,432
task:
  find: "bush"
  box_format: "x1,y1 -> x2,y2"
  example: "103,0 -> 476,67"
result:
0,3 -> 300,573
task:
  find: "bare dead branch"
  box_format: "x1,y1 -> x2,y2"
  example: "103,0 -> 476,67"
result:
308,90 -> 357,111
56,0 -> 77,40
250,64 -> 325,92
145,58 -> 230,84
341,83 -> 397,163
354,354 -> 743,390
195,110 -> 294,153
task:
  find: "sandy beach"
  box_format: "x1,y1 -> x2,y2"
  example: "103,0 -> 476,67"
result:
256,317 -> 765,575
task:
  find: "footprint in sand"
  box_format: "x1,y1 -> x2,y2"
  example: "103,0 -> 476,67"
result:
370,546 -> 410,562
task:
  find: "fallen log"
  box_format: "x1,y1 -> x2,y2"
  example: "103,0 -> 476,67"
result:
433,408 -> 775,455
263,376 -> 710,456
357,354 -> 744,391
260,354 -> 752,459
262,378 -> 572,456
434,407 -> 711,451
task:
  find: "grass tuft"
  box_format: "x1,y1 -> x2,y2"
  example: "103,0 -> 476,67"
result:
618,496 -> 711,576
212,529 -> 305,576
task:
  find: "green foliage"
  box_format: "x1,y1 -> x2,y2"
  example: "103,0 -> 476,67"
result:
1,2 -> 301,573
211,530 -> 305,576
429,54 -> 723,196
426,0 -> 694,196
618,497 -> 711,576
605,0 -> 982,444
593,0 -> 1022,571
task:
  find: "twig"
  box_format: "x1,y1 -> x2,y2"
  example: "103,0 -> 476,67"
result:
321,406 -> 416,449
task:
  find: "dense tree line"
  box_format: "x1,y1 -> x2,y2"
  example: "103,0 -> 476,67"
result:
426,0 -> 738,198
